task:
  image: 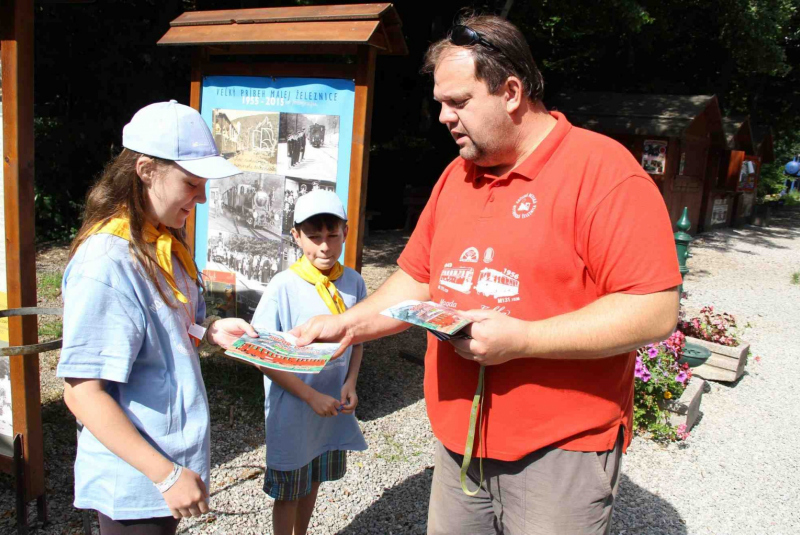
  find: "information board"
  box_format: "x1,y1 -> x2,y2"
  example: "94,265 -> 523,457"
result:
195,76 -> 356,321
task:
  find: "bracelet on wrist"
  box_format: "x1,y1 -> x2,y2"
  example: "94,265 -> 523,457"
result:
154,462 -> 183,493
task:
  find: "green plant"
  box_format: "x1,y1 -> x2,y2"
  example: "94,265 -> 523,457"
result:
792,272 -> 800,285
784,190 -> 800,206
38,319 -> 63,340
634,331 -> 692,441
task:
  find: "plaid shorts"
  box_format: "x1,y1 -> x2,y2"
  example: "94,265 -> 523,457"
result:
264,450 -> 347,501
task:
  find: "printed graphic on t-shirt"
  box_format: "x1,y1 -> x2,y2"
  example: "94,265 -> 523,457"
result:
512,193 -> 537,219
439,264 -> 474,294
483,247 -> 495,263
459,247 -> 479,263
475,268 -> 520,299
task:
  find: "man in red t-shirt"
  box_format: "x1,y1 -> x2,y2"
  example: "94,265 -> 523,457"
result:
293,14 -> 682,535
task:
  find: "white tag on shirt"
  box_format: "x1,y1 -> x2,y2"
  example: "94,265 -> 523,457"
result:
188,323 -> 206,341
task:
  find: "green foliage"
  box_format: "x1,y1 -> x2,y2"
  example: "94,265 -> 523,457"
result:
785,190 -> 800,206
28,0 -> 800,235
791,271 -> 800,285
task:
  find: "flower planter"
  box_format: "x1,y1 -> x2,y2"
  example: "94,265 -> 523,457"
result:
662,378 -> 707,431
684,337 -> 750,383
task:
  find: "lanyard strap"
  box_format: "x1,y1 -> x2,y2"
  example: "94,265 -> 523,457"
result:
460,365 -> 485,496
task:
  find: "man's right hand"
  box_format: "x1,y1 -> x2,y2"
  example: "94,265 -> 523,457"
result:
290,314 -> 352,358
162,467 -> 210,519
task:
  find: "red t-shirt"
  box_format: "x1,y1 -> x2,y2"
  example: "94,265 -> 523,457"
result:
397,112 -> 682,460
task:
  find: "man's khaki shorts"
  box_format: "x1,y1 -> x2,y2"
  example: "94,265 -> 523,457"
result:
427,428 -> 623,535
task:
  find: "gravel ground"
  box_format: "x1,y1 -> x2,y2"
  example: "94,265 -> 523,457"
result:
1,211 -> 798,534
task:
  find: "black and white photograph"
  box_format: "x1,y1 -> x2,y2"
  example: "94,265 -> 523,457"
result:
281,175 -> 336,235
212,109 -> 280,174
206,171 -> 286,320
277,113 -> 340,181
205,230 -> 283,321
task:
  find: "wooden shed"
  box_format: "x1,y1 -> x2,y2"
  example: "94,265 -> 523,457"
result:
550,92 -> 726,234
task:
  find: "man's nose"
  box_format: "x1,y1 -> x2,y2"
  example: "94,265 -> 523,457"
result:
439,104 -> 456,125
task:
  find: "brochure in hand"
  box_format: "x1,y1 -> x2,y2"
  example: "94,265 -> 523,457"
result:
224,330 -> 340,374
380,300 -> 472,341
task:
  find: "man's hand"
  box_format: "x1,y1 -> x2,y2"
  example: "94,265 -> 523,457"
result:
207,318 -> 258,349
161,466 -> 210,519
305,390 -> 342,417
339,381 -> 358,414
448,309 -> 531,366
289,314 -> 352,359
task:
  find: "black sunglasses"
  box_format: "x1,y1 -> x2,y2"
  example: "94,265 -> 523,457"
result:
449,25 -> 526,76
450,25 -> 502,52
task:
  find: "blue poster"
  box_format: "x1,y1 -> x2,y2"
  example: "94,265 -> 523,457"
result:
197,75 -> 355,320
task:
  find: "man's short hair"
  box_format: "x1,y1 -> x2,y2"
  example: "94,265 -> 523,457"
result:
422,13 -> 545,102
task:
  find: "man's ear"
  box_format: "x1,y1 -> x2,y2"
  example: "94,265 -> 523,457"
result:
136,155 -> 157,186
290,227 -> 302,246
504,76 -> 524,115
342,223 -> 349,241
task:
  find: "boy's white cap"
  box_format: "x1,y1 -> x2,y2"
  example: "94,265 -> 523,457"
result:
122,100 -> 241,180
293,190 -> 347,224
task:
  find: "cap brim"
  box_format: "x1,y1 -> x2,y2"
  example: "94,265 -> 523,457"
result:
294,210 -> 348,224
176,156 -> 241,179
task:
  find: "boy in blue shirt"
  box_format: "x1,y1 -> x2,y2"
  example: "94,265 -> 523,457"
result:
252,189 -> 367,535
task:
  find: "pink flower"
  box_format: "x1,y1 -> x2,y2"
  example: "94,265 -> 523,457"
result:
676,371 -> 688,384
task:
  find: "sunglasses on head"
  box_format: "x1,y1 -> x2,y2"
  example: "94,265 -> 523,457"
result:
450,25 -> 502,52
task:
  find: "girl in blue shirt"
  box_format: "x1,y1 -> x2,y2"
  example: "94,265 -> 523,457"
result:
57,101 -> 257,534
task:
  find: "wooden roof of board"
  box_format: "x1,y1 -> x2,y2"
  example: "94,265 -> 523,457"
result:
158,4 -> 407,55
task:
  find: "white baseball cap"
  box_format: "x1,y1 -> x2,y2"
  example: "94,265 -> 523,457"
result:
293,189 -> 347,224
122,100 -> 241,179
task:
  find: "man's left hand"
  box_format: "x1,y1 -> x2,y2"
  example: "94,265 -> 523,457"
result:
207,318 -> 258,349
449,309 -> 531,366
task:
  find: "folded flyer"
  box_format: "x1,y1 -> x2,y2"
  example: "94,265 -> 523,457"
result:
380,300 -> 472,341
224,330 -> 339,374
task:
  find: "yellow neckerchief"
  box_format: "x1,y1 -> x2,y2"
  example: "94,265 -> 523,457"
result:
90,217 -> 198,304
289,255 -> 346,314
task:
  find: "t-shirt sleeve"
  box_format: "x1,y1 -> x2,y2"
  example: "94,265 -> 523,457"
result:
578,175 -> 684,295
57,275 -> 146,383
397,167 -> 453,284
251,283 -> 282,332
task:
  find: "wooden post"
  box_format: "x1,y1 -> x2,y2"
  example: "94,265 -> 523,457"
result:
345,45 -> 377,272
1,0 -> 45,502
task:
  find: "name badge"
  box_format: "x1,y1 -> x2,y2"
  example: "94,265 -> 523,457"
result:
188,323 -> 206,344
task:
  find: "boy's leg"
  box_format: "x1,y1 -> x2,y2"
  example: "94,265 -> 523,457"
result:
272,499 -> 299,535
294,482 -> 321,535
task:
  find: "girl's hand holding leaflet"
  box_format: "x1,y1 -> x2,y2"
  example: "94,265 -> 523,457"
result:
306,390 -> 341,417
207,318 -> 258,349
161,466 -> 210,519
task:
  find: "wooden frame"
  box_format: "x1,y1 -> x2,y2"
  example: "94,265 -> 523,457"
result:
160,3 -> 405,272
1,0 -> 46,516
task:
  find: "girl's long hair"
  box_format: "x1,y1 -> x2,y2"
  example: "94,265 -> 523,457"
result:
70,148 -> 197,308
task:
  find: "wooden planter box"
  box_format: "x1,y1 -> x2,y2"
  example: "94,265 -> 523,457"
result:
663,378 -> 707,430
685,337 -> 750,383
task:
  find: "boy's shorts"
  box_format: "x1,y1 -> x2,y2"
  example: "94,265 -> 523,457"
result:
264,450 -> 347,501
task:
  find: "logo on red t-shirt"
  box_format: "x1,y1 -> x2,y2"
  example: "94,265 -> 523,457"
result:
512,193 -> 538,219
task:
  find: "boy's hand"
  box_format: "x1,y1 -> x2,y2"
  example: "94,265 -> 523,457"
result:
208,318 -> 258,349
306,390 -> 342,417
162,466 -> 210,519
340,382 -> 358,414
